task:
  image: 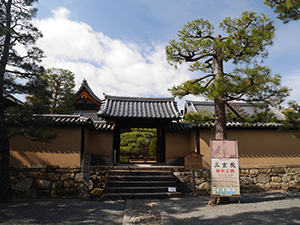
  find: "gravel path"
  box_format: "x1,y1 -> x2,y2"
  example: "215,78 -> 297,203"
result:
0,192 -> 300,225
161,192 -> 300,225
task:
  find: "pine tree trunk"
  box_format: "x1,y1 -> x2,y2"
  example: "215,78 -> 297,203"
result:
0,128 -> 12,202
213,46 -> 227,140
214,98 -> 227,139
0,0 -> 13,202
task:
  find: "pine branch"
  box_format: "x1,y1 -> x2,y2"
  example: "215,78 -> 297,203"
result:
191,74 -> 215,84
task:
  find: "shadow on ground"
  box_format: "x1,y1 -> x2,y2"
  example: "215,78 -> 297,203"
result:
161,192 -> 300,225
0,198 -> 125,225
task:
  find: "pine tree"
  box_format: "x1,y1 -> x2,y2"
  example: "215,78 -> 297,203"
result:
44,68 -> 76,114
166,11 -> 289,139
0,0 -> 44,202
26,68 -> 76,114
264,0 -> 300,23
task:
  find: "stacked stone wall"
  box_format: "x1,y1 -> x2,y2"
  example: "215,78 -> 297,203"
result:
174,166 -> 300,194
9,165 -> 300,198
89,166 -> 107,198
10,166 -> 83,198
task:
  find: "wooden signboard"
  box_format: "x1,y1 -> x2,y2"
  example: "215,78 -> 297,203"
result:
184,152 -> 203,170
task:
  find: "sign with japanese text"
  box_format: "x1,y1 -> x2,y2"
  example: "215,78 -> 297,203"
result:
184,152 -> 203,170
210,140 -> 240,197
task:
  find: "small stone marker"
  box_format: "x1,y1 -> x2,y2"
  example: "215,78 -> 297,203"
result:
79,155 -> 91,200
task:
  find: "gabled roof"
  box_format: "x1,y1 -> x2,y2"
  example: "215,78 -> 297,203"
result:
184,100 -> 286,128
98,95 -> 181,120
75,79 -> 102,105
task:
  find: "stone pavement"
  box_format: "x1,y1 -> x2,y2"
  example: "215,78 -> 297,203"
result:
123,199 -> 173,225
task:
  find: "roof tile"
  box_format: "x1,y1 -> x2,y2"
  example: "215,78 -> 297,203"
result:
98,95 -> 181,120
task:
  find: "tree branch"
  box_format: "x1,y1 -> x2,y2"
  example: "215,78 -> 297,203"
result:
224,102 -> 245,121
5,69 -> 35,76
191,74 -> 215,84
204,77 -> 215,88
184,53 -> 215,62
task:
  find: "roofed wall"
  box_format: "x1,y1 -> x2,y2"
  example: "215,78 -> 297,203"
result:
198,129 -> 300,167
10,127 -> 82,166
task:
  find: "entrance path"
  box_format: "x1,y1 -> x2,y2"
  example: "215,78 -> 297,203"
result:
1,192 -> 300,225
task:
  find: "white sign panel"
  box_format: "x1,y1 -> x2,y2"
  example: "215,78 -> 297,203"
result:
210,140 -> 240,197
211,158 -> 240,196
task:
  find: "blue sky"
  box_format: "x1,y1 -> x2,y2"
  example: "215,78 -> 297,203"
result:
34,0 -> 300,108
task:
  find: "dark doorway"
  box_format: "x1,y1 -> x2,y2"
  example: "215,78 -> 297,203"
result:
119,128 -> 157,163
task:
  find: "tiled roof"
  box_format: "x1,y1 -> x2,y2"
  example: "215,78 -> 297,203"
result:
185,101 -> 286,128
193,121 -> 282,128
76,79 -> 102,104
73,111 -> 102,121
94,121 -> 114,131
98,95 -> 181,120
34,114 -> 113,131
185,101 -> 286,120
166,122 -> 192,133
37,114 -> 93,125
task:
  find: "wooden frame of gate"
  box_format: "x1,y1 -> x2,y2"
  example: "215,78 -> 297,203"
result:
111,118 -> 168,164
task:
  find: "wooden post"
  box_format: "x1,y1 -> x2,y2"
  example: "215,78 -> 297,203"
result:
192,169 -> 196,196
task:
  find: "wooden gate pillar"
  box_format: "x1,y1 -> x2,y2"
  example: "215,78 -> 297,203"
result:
156,126 -> 166,163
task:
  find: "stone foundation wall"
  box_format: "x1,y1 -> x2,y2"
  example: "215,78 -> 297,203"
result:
89,166 -> 107,198
10,166 -> 83,198
10,165 -> 300,198
174,166 -> 300,194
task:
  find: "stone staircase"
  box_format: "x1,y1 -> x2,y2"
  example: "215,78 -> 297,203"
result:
103,166 -> 182,199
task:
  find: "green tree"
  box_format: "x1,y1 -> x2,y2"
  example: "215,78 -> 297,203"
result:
281,101 -> 300,138
0,0 -> 44,202
149,137 -> 157,157
120,129 -> 156,157
44,68 -> 76,114
264,0 -> 300,23
6,77 -> 56,142
166,11 -> 289,140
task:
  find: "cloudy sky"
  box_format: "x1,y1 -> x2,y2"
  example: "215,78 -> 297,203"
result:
34,0 -> 300,108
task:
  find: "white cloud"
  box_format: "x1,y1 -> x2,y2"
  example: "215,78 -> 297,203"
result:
33,7 -> 194,108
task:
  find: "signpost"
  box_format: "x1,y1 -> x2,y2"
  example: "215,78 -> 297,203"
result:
210,140 -> 240,205
184,152 -> 203,195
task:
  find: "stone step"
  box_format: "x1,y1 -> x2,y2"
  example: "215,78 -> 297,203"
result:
106,186 -> 178,193
103,166 -> 182,199
107,180 -> 176,187
109,175 -> 175,181
109,170 -> 172,176
102,192 -> 181,200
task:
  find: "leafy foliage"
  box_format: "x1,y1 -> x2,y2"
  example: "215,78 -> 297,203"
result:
120,128 -> 156,157
264,0 -> 300,23
26,68 -> 76,114
281,101 -> 300,138
6,77 -> 56,142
